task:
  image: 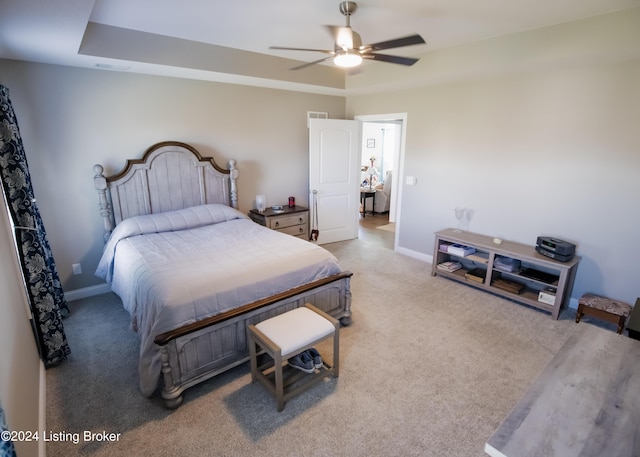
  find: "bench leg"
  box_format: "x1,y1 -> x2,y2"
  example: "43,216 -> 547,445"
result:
248,326 -> 258,383
575,303 -> 584,323
275,351 -> 285,412
333,325 -> 340,378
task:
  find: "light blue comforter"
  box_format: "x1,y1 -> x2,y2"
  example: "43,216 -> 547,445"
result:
96,204 -> 343,396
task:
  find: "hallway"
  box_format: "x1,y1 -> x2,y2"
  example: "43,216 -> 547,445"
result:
358,212 -> 395,250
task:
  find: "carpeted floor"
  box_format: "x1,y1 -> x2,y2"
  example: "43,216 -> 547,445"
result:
46,222 -> 584,457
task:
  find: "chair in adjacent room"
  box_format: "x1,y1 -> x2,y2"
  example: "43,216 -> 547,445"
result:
364,170 -> 392,214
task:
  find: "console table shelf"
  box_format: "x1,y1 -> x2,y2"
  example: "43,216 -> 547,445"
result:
432,228 -> 580,319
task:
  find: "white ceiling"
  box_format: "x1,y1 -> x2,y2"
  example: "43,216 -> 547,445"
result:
1,0 -> 639,93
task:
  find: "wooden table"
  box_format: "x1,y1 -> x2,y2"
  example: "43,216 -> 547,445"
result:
485,324 -> 640,457
360,188 -> 375,218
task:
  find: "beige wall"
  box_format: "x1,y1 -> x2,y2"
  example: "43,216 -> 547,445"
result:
347,8 -> 640,305
0,201 -> 42,457
0,61 -> 346,291
0,9 -> 637,457
0,8 -> 638,305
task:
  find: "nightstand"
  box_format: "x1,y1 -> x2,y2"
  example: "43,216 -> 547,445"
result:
248,205 -> 309,240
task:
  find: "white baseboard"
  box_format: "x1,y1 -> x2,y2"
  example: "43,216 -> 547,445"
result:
395,246 -> 432,264
39,362 -> 46,457
64,283 -> 111,302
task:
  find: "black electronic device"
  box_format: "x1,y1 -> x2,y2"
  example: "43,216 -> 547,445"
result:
535,236 -> 575,262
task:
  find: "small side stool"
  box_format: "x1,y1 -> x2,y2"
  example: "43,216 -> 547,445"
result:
248,303 -> 339,411
575,293 -> 632,334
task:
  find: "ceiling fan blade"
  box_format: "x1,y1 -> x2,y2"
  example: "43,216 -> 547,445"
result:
270,46 -> 333,54
363,34 -> 426,52
363,53 -> 420,66
291,55 -> 335,70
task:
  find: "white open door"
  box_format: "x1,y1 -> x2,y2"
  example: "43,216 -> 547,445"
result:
309,118 -> 360,245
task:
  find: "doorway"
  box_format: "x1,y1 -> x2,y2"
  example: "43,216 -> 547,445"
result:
355,113 -> 407,251
359,121 -> 401,220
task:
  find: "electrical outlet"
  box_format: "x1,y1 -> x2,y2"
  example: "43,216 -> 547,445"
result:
72,263 -> 82,275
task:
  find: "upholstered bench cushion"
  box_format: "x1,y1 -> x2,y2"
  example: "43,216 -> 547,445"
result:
579,293 -> 632,317
255,307 -> 335,357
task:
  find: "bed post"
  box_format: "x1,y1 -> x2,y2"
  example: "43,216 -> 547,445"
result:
341,275 -> 353,326
228,159 -> 239,209
160,347 -> 183,409
93,164 -> 115,242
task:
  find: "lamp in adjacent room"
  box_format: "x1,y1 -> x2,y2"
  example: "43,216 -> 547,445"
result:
367,167 -> 379,190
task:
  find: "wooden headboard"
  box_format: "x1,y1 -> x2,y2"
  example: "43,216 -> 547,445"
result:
94,141 -> 238,241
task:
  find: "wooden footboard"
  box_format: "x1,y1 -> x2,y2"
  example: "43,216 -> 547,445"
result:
154,271 -> 352,408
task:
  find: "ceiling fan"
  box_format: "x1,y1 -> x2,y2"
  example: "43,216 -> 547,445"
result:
270,1 -> 426,70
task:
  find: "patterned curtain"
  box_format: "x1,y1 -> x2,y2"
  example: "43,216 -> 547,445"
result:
0,84 -> 70,367
0,399 -> 16,457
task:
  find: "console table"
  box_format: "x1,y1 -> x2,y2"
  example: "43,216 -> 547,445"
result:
626,298 -> 640,340
432,229 -> 580,319
485,324 -> 640,457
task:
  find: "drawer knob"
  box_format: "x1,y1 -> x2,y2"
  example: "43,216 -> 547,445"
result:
299,227 -> 304,233
299,217 -> 303,223
275,221 -> 279,227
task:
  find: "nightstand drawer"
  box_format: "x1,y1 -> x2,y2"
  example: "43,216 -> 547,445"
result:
267,213 -> 308,230
277,224 -> 308,237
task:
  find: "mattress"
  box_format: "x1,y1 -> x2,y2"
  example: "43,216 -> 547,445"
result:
95,204 -> 343,395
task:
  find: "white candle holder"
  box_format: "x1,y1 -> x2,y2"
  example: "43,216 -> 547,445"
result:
256,195 -> 266,212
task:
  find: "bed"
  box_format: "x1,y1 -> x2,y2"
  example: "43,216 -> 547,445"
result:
93,141 -> 352,408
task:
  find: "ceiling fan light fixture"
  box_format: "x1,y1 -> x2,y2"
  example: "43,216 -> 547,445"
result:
334,51 -> 362,68
272,2 -> 425,71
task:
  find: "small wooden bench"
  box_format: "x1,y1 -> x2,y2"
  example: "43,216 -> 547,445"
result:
575,293 -> 632,334
248,304 -> 339,411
